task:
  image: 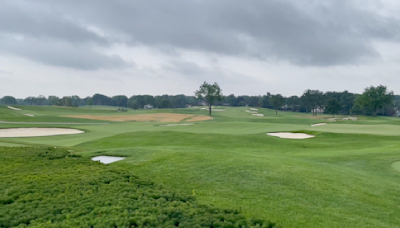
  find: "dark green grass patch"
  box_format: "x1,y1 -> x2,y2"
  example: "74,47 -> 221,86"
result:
0,147 -> 278,228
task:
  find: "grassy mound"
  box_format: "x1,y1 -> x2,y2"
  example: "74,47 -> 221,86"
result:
0,147 -> 278,228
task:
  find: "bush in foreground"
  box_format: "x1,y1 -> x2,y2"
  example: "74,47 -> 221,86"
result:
0,147 -> 278,228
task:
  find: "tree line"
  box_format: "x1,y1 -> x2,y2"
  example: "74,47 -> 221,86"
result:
1,84 -> 399,116
0,94 -> 200,109
194,82 -> 397,117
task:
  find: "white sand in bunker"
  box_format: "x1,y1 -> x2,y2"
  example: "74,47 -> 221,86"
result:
92,156 -> 125,164
343,117 -> 358,121
267,132 -> 315,139
7,106 -> 22,111
249,108 -> 258,111
0,128 -> 84,138
24,114 -> 34,117
252,114 -> 264,117
311,123 -> 327,127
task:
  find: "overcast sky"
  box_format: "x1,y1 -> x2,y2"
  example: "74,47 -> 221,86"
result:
1,0 -> 400,98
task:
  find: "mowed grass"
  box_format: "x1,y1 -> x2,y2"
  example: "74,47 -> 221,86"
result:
2,105 -> 400,227
76,131 -> 400,228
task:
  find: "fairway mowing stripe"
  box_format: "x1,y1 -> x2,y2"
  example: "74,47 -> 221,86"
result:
0,120 -> 109,125
63,113 -> 212,123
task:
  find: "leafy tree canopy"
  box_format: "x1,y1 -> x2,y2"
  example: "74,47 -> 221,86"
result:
325,98 -> 341,117
1,96 -> 17,105
195,81 -> 223,116
269,94 -> 285,115
356,85 -> 394,117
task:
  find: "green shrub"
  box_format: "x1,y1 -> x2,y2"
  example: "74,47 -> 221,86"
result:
0,147 -> 278,228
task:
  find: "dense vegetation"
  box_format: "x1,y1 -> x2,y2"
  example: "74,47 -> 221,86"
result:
0,146 -> 278,228
1,85 -> 399,116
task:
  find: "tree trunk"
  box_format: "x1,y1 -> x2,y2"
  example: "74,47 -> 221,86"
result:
209,105 -> 212,116
276,109 -> 277,115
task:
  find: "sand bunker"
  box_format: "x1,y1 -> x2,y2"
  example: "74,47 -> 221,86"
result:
64,113 -> 212,123
24,114 -> 34,117
343,117 -> 358,121
267,132 -> 315,139
311,123 -> 327,127
249,108 -> 258,111
252,114 -> 264,117
185,115 -> 213,122
0,128 -> 84,138
7,106 -> 22,111
160,123 -> 194,127
92,156 -> 125,164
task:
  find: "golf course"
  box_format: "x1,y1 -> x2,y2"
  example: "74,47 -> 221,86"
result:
1,104 -> 400,228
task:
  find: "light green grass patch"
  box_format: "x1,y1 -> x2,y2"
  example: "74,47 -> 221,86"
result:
391,161 -> 400,172
0,141 -> 25,147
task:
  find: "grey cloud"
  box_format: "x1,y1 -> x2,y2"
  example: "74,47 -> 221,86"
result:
163,61 -> 207,76
163,60 -> 263,88
0,70 -> 13,75
0,36 -> 129,70
35,0 -> 400,66
0,1 -> 107,45
2,0 -> 400,67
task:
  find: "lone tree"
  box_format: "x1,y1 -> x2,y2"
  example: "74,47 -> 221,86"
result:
325,98 -> 341,117
356,85 -> 394,117
301,89 -> 325,115
269,94 -> 285,115
195,81 -> 223,116
86,98 -> 94,108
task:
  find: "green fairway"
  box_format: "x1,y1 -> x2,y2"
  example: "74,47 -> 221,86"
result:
1,105 -> 400,227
